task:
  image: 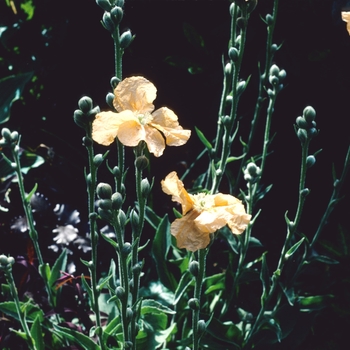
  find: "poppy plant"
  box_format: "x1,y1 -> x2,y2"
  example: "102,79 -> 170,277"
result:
161,171 -> 251,252
92,76 -> 191,157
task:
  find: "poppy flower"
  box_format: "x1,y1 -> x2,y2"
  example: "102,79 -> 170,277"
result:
92,76 -> 191,157
161,171 -> 251,252
341,12 -> 350,35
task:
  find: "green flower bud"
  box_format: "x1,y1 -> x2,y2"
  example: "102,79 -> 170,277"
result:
111,6 -> 123,25
267,88 -> 275,97
189,261 -> 199,277
7,256 -> 15,265
1,128 -> 11,141
87,106 -> 100,121
126,307 -> 133,323
112,166 -> 121,179
229,3 -> 236,17
118,210 -> 127,227
116,0 -> 125,7
120,183 -> 126,196
265,14 -> 274,25
270,44 -> 278,53
130,209 -> 139,232
98,207 -> 113,222
224,62 -> 232,76
278,69 -> 287,81
102,12 -> 115,32
96,182 -> 113,199
235,35 -> 241,46
96,0 -> 112,12
300,188 -> 310,197
110,76 -> 120,89
297,129 -> 308,144
236,80 -> 246,95
197,320 -> 206,334
141,178 -> 150,198
303,106 -> 316,123
99,199 -> 113,210
116,286 -> 125,299
93,154 -> 104,167
132,262 -> 142,275
121,242 -> 132,256
269,75 -> 279,86
112,192 -> 123,210
188,298 -> 200,310
0,255 -> 9,265
83,136 -> 93,147
246,162 -> 260,176
78,96 -> 93,114
106,92 -> 115,109
306,155 -> 316,168
135,155 -> 149,171
228,47 -> 239,62
296,116 -> 308,130
120,30 -> 132,49
73,110 -> 87,129
307,127 -> 318,138
269,64 -> 280,77
10,131 -> 19,142
86,173 -> 92,187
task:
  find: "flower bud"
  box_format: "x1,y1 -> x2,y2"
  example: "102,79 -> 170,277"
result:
118,210 -> 127,227
270,43 -> 278,53
121,242 -> 132,256
300,188 -> 310,197
99,199 -> 113,210
116,286 -> 125,300
296,116 -> 308,130
188,298 -> 200,310
78,96 -> 93,114
278,69 -> 287,81
303,106 -> 316,123
93,154 -> 104,167
297,129 -> 308,144
126,307 -> 133,323
189,261 -> 199,277
83,136 -> 93,148
106,92 -> 115,109
98,207 -> 113,222
269,64 -> 280,77
265,14 -> 274,25
307,127 -> 318,139
1,128 -> 11,141
0,255 -> 9,265
269,75 -> 279,86
96,0 -> 112,12
96,182 -> 113,199
10,131 -> 19,142
110,76 -> 120,89
111,6 -> 123,25
130,209 -> 139,232
228,47 -> 239,62
141,178 -> 150,198
102,12 -> 115,32
87,106 -> 100,121
86,173 -> 92,187
112,166 -> 121,179
197,320 -> 206,334
224,62 -> 232,76
132,262 -> 142,275
112,192 -> 123,210
236,80 -> 246,95
135,155 -> 149,171
120,30 -> 132,49
7,256 -> 15,265
306,155 -> 316,168
116,0 -> 125,7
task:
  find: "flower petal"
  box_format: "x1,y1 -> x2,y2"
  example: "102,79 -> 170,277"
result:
117,119 -> 145,147
171,210 -> 210,252
92,110 -> 136,146
151,107 -> 191,146
161,171 -> 194,215
113,76 -> 157,113
144,124 -> 166,157
342,12 -> 350,35
194,210 -> 228,233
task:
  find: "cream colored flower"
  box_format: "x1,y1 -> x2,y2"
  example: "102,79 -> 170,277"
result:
161,171 -> 251,252
341,12 -> 350,35
92,76 -> 191,157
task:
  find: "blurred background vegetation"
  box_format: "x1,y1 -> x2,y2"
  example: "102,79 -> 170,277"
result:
1,0 -> 350,348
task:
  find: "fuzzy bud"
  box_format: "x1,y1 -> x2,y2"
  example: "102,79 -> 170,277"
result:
116,286 -> 125,300
78,96 -> 93,114
112,192 -> 123,210
306,155 -> 316,168
106,92 -> 115,109
188,298 -> 200,310
118,210 -> 127,227
297,129 -> 308,144
265,14 -> 274,25
141,178 -> 150,198
83,136 -> 93,147
189,261 -> 199,277
112,166 -> 121,179
96,0 -> 112,12
99,199 -> 113,210
110,76 -> 120,89
228,47 -> 239,62
296,116 -> 309,130
93,154 -> 104,167
130,209 -> 139,232
111,6 -> 123,25
126,308 -> 133,323
102,12 -> 115,32
121,242 -> 132,256
197,320 -> 207,334
269,64 -> 280,77
300,188 -> 310,198
96,182 -> 113,199
135,155 -> 149,171
303,106 -> 316,123
120,30 -> 132,49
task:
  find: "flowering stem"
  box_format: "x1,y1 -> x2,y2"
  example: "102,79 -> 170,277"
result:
85,131 -> 105,349
234,0 -> 279,192
191,248 -> 207,350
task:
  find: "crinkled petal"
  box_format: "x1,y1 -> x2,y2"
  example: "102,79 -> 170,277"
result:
161,171 -> 194,215
341,12 -> 350,35
151,107 -> 191,146
113,76 -> 157,113
143,124 -> 166,157
171,210 -> 210,252
194,209 -> 228,233
117,119 -> 145,147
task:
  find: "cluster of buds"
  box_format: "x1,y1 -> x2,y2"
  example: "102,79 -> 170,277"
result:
267,64 -> 286,97
0,128 -> 19,150
244,162 -> 261,185
295,106 -> 318,145
73,96 -> 100,131
0,255 -> 15,272
97,0 -> 132,49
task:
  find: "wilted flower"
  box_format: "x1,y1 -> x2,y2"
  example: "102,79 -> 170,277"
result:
161,171 -> 251,252
341,12 -> 350,35
92,76 -> 191,157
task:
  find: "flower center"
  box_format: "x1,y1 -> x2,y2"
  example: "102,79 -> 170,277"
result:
192,193 -> 213,212
136,112 -> 152,125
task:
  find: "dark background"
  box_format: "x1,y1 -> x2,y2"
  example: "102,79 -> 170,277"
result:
1,0 -> 350,348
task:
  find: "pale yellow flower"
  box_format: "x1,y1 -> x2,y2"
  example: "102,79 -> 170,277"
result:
161,171 -> 251,252
341,12 -> 350,35
92,76 -> 191,157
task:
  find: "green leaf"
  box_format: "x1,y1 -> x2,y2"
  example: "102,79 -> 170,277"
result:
0,72 -> 34,124
0,301 -> 44,323
204,273 -> 225,295
49,249 -> 68,288
141,299 -> 176,315
260,252 -> 270,306
53,324 -> 100,350
81,274 -> 93,305
151,214 -> 177,291
144,205 -> 162,230
285,237 -> 305,258
21,0 -> 35,20
183,22 -> 205,49
297,294 -> 334,312
31,315 -> 44,350
195,126 -> 212,150
100,231 -> 118,249
206,317 -> 242,347
25,183 -> 38,202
